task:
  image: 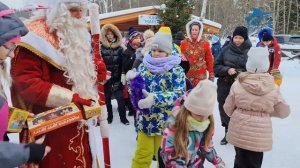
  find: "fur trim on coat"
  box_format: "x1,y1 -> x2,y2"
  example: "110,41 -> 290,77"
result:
100,23 -> 122,49
185,19 -> 204,42
141,29 -> 155,55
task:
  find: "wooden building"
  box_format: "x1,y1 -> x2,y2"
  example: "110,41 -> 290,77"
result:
89,6 -> 222,34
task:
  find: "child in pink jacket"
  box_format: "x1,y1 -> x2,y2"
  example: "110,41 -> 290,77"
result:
224,47 -> 290,168
160,80 -> 226,168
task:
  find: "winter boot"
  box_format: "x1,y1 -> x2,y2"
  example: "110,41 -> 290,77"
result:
121,118 -> 129,125
220,136 -> 228,145
107,104 -> 113,124
220,128 -> 228,145
128,111 -> 134,116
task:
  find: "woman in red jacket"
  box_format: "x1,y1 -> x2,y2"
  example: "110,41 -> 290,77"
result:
180,20 -> 214,87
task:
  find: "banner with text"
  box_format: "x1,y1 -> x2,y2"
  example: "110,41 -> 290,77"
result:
138,15 -> 160,25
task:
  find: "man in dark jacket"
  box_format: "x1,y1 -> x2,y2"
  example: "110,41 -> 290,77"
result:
101,24 -> 129,125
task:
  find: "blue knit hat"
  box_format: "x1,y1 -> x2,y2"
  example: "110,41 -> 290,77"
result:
258,28 -> 273,41
128,27 -> 141,42
260,28 -> 273,41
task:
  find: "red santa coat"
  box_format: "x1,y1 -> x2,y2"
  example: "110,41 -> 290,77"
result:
180,39 -> 214,87
11,19 -> 106,168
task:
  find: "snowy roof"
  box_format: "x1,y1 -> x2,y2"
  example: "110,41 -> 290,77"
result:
191,15 -> 222,29
87,6 -> 222,30
86,6 -> 160,22
99,6 -> 160,20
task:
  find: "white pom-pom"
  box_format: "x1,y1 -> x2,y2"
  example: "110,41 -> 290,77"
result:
89,3 -> 100,35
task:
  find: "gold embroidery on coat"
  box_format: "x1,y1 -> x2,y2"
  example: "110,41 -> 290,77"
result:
187,73 -> 207,80
69,126 -> 86,168
183,40 -> 207,71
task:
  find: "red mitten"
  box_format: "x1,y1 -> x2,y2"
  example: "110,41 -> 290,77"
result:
72,93 -> 93,111
95,58 -> 107,81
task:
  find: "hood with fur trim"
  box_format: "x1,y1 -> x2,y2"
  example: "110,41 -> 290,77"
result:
239,73 -> 275,96
186,19 -> 204,42
141,30 -> 154,56
143,29 -> 155,41
141,37 -> 154,56
100,23 -> 122,49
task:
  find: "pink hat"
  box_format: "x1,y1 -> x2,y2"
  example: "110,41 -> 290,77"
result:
5,35 -> 21,44
184,80 -> 217,116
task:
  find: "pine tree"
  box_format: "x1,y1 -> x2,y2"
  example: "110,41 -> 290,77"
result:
158,0 -> 194,34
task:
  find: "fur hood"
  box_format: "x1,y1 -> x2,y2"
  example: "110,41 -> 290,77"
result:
141,29 -> 154,56
238,73 -> 275,96
143,29 -> 155,41
141,37 -> 154,56
100,23 -> 122,49
186,19 -> 204,42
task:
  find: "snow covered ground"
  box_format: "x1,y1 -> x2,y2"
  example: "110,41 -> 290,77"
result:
7,58 -> 299,168
95,57 -> 300,168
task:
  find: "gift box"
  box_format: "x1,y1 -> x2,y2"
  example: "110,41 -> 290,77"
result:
83,99 -> 101,119
7,107 -> 29,133
28,103 -> 83,138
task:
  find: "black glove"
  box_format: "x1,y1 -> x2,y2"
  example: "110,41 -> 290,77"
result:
25,142 -> 46,164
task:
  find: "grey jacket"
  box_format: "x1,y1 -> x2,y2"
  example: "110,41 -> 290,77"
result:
0,2 -> 28,46
0,142 -> 29,168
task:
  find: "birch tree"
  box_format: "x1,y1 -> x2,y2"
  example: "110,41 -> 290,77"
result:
200,0 -> 208,18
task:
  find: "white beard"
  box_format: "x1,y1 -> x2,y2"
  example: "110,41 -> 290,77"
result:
47,5 -> 98,98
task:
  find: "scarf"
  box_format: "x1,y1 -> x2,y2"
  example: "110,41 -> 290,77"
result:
187,116 -> 210,132
143,52 -> 181,74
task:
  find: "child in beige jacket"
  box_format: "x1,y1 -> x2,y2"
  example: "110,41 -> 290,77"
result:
223,47 -> 290,168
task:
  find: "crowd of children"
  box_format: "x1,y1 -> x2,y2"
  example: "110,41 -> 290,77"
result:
123,19 -> 290,168
0,0 -> 291,167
